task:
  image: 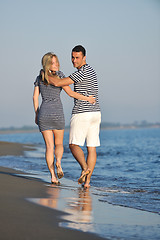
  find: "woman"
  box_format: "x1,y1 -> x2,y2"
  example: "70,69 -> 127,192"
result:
33,52 -> 95,184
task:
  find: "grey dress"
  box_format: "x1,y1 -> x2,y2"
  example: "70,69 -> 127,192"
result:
34,71 -> 65,132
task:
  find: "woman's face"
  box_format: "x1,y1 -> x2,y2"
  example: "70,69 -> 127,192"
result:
50,56 -> 59,72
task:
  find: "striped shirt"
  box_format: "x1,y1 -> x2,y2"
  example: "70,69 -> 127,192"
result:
69,64 -> 101,114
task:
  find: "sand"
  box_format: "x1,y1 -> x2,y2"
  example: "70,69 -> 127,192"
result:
0,167 -> 106,240
0,141 -> 105,240
0,141 -> 36,156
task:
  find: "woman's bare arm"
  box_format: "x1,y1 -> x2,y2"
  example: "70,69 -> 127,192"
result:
33,86 -> 40,124
63,86 -> 96,104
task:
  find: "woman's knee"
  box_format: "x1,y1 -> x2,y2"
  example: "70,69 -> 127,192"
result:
45,142 -> 54,151
55,143 -> 63,149
53,130 -> 64,145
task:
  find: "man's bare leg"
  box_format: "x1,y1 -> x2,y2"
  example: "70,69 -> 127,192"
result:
69,144 -> 87,170
69,144 -> 90,183
84,147 -> 97,188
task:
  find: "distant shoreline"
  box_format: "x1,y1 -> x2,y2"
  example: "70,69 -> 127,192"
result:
0,125 -> 160,134
0,123 -> 160,134
101,124 -> 160,130
0,141 -> 36,156
0,128 -> 39,134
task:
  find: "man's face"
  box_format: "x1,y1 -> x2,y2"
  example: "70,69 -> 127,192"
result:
72,51 -> 86,69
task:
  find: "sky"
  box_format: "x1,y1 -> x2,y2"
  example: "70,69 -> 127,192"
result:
0,0 -> 160,128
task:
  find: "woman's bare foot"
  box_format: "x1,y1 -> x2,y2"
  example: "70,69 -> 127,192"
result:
51,178 -> 60,185
51,180 -> 60,185
51,173 -> 60,185
56,163 -> 64,179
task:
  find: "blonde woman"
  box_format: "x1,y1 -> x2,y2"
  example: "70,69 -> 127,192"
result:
33,52 -> 95,184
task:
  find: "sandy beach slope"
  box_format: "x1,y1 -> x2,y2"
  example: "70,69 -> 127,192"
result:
0,141 -> 36,156
0,166 -> 106,240
0,140 -> 105,240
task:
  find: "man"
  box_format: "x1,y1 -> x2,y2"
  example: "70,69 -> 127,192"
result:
48,45 -> 101,188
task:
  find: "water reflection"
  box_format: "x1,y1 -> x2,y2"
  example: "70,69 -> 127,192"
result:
61,188 -> 94,232
38,186 -> 60,209
27,181 -> 160,239
30,185 -> 94,232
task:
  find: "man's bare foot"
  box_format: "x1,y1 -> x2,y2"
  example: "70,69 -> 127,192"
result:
78,169 -> 91,184
84,182 -> 90,189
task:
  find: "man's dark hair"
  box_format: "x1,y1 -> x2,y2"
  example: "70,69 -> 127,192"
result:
72,45 -> 86,56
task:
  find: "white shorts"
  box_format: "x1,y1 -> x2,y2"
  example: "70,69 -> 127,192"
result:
69,112 -> 101,147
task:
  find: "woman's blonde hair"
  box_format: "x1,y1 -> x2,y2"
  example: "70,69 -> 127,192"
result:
41,52 -> 60,85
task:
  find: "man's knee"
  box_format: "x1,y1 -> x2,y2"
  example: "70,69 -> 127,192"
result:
69,143 -> 75,149
69,144 -> 79,151
87,146 -> 96,153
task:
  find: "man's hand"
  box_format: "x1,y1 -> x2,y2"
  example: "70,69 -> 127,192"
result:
40,69 -> 74,87
48,75 -> 60,86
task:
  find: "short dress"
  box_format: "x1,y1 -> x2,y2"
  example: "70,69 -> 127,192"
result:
34,71 -> 65,132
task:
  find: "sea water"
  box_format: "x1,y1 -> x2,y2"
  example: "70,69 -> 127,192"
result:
0,128 -> 160,239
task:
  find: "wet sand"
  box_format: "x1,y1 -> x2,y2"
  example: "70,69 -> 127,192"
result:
0,166 -> 106,240
0,141 -> 105,240
0,141 -> 36,156
0,142 -> 106,240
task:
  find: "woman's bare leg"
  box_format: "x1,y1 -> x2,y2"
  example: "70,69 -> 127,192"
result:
53,129 -> 64,178
42,130 -> 58,183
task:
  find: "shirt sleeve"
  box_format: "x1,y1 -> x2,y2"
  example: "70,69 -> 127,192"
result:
34,76 -> 40,87
69,69 -> 84,83
57,71 -> 66,79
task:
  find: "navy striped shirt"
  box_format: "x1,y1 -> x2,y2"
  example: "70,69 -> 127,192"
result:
69,64 -> 101,114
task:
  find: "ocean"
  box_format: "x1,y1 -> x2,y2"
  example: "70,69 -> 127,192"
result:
0,127 -> 160,239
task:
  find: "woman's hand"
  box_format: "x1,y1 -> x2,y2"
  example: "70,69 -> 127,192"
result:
87,95 -> 96,104
35,113 -> 38,125
35,110 -> 39,125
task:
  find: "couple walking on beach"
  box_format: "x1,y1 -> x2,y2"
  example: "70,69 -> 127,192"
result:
33,45 -> 101,188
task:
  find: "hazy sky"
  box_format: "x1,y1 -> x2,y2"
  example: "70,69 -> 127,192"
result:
0,0 -> 160,128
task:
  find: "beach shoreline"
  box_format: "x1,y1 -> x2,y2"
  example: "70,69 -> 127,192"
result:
0,141 -> 36,156
0,165 -> 106,240
0,141 -> 106,240
0,141 -> 160,240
